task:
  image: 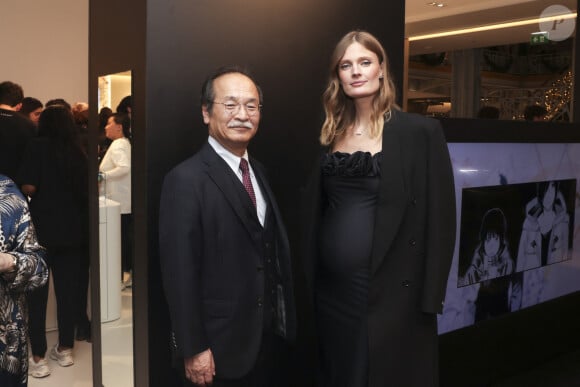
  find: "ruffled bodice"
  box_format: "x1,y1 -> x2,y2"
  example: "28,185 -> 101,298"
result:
321,151 -> 383,177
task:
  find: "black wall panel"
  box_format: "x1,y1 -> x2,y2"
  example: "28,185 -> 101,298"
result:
89,1 -> 147,386
143,1 -> 404,386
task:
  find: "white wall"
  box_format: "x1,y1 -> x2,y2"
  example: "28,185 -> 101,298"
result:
98,72 -> 132,111
1,0 -> 89,330
0,0 -> 89,105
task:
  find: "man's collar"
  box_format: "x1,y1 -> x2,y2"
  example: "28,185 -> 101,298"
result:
208,136 -> 248,160
207,136 -> 250,173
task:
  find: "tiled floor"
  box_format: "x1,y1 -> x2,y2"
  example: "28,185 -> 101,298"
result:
29,288 -> 134,387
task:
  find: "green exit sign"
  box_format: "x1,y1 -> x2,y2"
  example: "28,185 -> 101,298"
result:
531,31 -> 550,45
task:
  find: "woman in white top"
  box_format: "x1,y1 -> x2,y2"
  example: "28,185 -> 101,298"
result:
99,113 -> 132,286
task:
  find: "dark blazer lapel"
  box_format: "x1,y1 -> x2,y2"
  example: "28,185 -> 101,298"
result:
200,143 -> 262,238
370,111 -> 407,274
252,159 -> 290,253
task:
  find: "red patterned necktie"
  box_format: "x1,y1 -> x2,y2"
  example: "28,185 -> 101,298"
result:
239,158 -> 256,208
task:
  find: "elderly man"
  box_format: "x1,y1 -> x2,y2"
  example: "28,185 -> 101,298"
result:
159,66 -> 296,387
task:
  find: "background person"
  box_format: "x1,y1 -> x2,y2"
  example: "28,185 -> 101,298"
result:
302,30 -> 456,387
523,104 -> 547,121
477,105 -> 500,119
44,98 -> 71,111
0,174 -> 48,387
116,95 -> 132,117
69,102 -> 91,341
18,97 -> 43,127
97,107 -> 113,161
0,81 -> 36,182
72,102 -> 89,153
159,67 -> 296,387
99,113 -> 132,288
18,105 -> 89,376
116,95 -> 132,140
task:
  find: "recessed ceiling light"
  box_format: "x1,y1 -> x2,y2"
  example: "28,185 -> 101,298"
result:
409,12 -> 577,41
426,2 -> 446,7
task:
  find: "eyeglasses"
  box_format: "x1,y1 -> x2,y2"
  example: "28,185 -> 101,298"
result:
212,101 -> 262,116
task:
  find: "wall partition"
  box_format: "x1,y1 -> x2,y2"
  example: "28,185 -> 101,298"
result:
144,2 -> 405,386
89,1 -> 146,386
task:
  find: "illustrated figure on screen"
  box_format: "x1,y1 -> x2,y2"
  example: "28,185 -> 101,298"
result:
516,181 -> 570,309
516,180 -> 570,271
461,208 -> 514,286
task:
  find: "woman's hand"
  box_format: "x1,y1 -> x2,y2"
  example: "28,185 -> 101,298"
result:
0,252 -> 17,273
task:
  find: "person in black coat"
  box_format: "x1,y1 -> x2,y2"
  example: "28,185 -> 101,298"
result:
18,105 -> 89,376
302,30 -> 456,387
19,97 -> 43,127
0,81 -> 35,181
159,66 -> 296,387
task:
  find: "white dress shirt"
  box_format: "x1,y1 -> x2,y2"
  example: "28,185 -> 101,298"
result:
208,136 -> 266,226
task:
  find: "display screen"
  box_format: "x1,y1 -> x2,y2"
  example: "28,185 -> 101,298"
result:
438,143 -> 580,334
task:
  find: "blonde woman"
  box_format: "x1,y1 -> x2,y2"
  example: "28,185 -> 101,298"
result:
302,30 -> 456,387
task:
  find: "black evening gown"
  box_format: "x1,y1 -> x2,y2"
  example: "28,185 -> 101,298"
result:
316,151 -> 382,387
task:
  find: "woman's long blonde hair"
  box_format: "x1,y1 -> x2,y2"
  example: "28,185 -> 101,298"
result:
320,30 -> 397,146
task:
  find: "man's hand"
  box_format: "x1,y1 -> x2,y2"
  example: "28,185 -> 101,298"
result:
184,349 -> 215,386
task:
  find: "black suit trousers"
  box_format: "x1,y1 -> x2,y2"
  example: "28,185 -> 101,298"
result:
29,246 -> 84,355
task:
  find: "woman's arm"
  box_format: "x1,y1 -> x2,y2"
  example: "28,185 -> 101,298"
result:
0,252 -> 17,272
1,195 -> 48,292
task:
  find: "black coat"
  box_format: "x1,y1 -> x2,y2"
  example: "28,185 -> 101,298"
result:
0,108 -> 35,182
302,110 -> 456,387
159,142 -> 296,379
18,137 -> 89,249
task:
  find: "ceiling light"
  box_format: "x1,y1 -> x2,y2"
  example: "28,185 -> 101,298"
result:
409,12 -> 577,41
426,2 -> 445,7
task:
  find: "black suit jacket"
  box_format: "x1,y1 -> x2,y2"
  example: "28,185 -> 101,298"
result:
302,110 -> 456,387
159,142 -> 296,379
0,108 -> 35,181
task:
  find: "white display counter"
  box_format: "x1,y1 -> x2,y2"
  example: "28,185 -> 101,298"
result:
99,197 -> 122,322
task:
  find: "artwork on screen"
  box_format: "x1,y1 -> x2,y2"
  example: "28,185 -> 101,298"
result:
438,143 -> 580,335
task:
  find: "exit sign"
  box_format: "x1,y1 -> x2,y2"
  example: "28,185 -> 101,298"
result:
531,31 -> 550,45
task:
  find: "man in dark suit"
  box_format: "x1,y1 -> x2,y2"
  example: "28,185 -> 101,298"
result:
159,67 -> 296,387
